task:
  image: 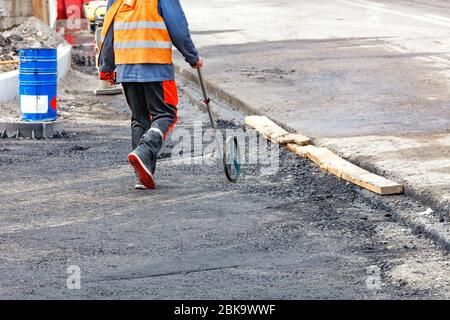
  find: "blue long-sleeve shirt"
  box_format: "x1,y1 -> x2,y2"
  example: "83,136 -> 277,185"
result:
100,0 -> 199,83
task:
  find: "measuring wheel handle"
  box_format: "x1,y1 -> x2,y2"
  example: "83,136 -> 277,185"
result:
197,68 -> 242,183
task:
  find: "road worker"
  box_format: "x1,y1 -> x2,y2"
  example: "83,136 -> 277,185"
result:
98,0 -> 203,189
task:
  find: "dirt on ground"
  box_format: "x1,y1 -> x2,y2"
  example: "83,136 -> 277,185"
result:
0,99 -> 20,119
0,17 -> 68,73
0,69 -> 119,121
1,70 -> 450,299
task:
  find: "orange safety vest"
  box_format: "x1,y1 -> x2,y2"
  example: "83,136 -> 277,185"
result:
100,0 -> 173,65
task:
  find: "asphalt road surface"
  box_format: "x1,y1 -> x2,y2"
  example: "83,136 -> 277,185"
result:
176,0 -> 450,215
0,71 -> 449,299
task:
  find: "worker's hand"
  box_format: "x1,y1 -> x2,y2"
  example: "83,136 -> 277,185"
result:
99,71 -> 116,85
191,56 -> 203,69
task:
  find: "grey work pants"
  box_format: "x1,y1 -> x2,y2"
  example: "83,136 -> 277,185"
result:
122,81 -> 178,158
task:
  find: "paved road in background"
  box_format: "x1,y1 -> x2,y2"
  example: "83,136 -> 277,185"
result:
1,71 -> 450,299
176,0 -> 450,213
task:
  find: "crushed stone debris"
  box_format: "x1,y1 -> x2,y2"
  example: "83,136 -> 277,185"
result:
0,17 -> 68,72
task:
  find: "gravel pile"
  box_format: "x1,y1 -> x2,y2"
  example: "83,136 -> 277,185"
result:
0,17 -> 68,72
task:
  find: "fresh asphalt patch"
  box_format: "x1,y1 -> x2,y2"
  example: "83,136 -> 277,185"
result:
1,76 -> 450,299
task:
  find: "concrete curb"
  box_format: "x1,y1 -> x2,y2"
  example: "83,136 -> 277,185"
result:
0,120 -> 64,139
0,44 -> 72,103
175,62 -> 450,251
0,69 -> 19,103
174,64 -> 296,133
326,152 -> 449,218
357,189 -> 450,251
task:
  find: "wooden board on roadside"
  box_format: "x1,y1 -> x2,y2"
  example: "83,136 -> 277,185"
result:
245,116 -> 289,143
245,116 -> 311,145
33,0 -> 50,25
246,116 -> 403,196
286,143 -> 403,195
0,61 -> 19,66
278,133 -> 311,146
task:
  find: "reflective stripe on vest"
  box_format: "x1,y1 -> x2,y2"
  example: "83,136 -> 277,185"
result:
114,41 -> 172,49
114,21 -> 167,30
102,0 -> 173,65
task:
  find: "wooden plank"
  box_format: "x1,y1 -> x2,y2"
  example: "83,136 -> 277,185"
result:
0,61 -> 19,65
286,144 -> 403,195
33,0 -> 44,20
42,0 -> 50,25
278,133 -> 311,146
245,116 -> 310,145
245,116 -> 288,143
285,143 -> 311,158
33,0 -> 49,25
246,115 -> 403,195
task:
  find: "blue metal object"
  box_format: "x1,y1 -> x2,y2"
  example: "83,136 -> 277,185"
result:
19,48 -> 58,121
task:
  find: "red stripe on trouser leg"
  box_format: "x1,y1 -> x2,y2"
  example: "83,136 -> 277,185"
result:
162,80 -> 178,140
164,112 -> 178,140
162,80 -> 179,107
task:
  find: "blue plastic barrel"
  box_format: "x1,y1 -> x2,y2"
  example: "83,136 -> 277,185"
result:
19,48 -> 58,121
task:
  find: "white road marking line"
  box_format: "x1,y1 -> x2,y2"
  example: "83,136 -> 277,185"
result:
380,42 -> 450,68
338,0 -> 450,28
346,0 -> 386,8
427,14 -> 450,24
381,43 -> 412,54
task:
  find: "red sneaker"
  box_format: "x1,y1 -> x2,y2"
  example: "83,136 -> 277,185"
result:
128,152 -> 156,190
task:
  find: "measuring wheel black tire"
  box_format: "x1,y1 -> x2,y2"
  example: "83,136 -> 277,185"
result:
223,136 -> 241,183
